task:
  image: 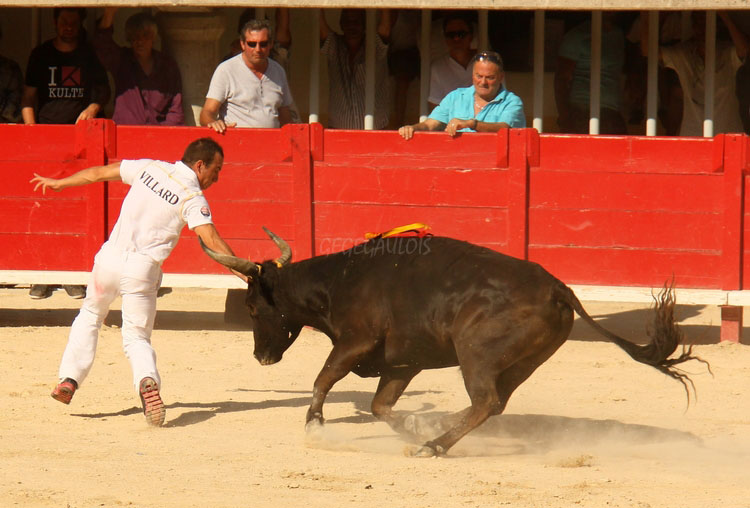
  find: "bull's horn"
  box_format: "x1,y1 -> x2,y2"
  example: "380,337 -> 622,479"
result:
262,227 -> 292,266
199,238 -> 259,276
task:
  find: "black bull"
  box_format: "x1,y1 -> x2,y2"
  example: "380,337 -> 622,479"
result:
201,229 -> 706,457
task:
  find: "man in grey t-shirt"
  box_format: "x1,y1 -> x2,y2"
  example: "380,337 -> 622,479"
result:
200,19 -> 293,133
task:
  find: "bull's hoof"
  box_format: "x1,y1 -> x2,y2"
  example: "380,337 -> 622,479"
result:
404,443 -> 445,458
305,416 -> 324,434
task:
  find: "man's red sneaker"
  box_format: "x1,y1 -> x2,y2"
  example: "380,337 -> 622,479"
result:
51,378 -> 77,404
139,377 -> 165,427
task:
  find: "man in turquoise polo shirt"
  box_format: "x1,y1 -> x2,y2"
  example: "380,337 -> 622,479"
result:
398,50 -> 525,140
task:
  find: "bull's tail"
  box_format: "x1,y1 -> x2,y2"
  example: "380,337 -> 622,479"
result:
558,282 -> 710,402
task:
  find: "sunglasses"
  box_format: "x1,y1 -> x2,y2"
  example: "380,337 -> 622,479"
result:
472,51 -> 502,66
444,30 -> 470,40
244,40 -> 270,49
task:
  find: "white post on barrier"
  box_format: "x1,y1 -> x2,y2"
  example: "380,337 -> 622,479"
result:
308,8 -> 320,124
419,9 -> 431,123
364,9 -> 376,130
589,10 -> 601,135
533,10 -> 545,133
704,10 -> 716,138
646,11 -> 659,136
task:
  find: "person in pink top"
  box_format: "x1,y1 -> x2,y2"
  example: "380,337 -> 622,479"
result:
94,7 -> 184,126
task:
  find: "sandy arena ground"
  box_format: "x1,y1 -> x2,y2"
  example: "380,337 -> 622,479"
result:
1,285 -> 749,508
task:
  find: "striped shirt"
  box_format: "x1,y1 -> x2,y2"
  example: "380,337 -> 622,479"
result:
321,33 -> 390,130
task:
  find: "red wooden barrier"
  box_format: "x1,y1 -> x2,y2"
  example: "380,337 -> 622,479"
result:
1,120 -> 748,340
532,134 -> 727,289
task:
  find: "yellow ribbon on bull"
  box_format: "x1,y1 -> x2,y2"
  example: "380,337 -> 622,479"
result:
364,223 -> 431,240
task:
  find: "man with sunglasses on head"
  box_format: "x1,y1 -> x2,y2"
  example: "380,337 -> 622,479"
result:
399,50 -> 525,140
428,11 -> 477,111
200,19 -> 294,133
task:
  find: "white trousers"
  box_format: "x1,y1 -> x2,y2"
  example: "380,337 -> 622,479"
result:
58,243 -> 163,393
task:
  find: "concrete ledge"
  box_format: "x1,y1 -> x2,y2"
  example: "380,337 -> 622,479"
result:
0,271 -> 246,289
568,285 -> 732,306
3,271 -> 749,305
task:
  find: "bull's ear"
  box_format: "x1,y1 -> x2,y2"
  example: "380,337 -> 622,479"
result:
257,261 -> 281,304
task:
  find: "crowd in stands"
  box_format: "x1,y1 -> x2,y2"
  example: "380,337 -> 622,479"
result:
5,8 -> 750,136
2,8 -> 750,295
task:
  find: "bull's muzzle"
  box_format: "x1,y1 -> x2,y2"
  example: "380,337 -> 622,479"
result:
254,353 -> 282,366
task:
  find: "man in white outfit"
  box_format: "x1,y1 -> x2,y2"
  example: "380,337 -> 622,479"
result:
31,137 -> 246,427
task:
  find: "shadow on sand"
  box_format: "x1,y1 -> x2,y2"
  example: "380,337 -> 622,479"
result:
439,411 -> 699,453
70,386 -> 700,455
71,388 -> 431,429
571,304 -> 728,345
2,303 -> 731,344
0,308 -> 250,331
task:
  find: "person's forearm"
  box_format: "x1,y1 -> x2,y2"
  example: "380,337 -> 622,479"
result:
199,109 -> 215,126
195,224 -> 247,281
57,164 -> 121,189
85,103 -> 102,116
99,7 -> 116,29
378,9 -> 392,41
55,169 -> 102,190
473,119 -> 510,132
93,24 -> 122,72
202,232 -> 236,257
21,106 -> 35,125
164,93 -> 184,126
276,8 -> 291,47
720,11 -> 749,60
319,8 -> 330,44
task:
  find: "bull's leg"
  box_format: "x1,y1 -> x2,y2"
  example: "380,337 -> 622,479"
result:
493,335 -> 567,410
412,315 -> 570,457
415,346 -> 562,454
413,379 -> 500,457
306,341 -> 378,426
370,369 -> 420,433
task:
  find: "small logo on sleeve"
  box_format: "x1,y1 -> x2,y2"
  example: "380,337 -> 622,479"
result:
200,206 -> 211,217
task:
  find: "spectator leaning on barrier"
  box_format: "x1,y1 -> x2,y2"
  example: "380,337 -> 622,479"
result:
0,19 -> 23,123
320,8 -> 393,130
94,7 -> 183,126
21,8 -> 110,126
21,7 -> 110,300
221,8 -> 300,123
398,50 -> 525,140
200,18 -> 294,134
31,137 -> 247,427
